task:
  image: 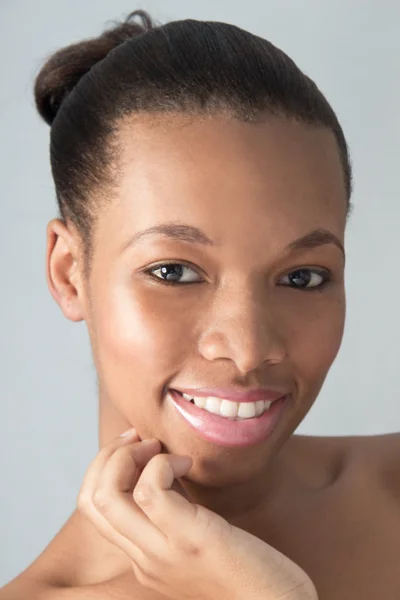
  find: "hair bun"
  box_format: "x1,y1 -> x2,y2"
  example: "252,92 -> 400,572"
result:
34,9 -> 155,126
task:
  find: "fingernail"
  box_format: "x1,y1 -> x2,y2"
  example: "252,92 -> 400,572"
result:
119,427 -> 136,438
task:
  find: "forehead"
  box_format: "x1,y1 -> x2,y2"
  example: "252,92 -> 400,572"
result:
107,113 -> 347,244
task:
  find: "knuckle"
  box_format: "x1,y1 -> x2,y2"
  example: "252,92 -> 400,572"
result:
178,508 -> 227,557
134,567 -> 150,586
137,554 -> 155,578
132,558 -> 157,585
181,539 -> 202,556
133,483 -> 156,507
92,487 -> 114,514
172,528 -> 203,557
76,490 -> 90,513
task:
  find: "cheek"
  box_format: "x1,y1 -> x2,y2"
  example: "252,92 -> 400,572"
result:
89,273 -> 345,411
91,285 -> 193,389
283,293 -> 346,394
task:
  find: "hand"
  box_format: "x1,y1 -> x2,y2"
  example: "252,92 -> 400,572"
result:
77,429 -> 318,600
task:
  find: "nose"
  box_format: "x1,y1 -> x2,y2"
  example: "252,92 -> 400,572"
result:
197,286 -> 287,375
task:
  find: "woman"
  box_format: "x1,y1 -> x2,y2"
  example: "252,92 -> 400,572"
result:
1,8 -> 399,600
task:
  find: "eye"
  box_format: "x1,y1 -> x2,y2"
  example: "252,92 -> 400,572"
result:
143,263 -> 331,291
143,262 -> 203,285
278,268 -> 331,292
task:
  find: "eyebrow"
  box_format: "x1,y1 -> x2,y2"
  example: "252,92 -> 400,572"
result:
124,222 -> 345,258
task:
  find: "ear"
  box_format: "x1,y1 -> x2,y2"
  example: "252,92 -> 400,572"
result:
46,218 -> 87,322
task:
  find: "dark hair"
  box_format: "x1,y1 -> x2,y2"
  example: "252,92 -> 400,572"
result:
34,9 -> 353,272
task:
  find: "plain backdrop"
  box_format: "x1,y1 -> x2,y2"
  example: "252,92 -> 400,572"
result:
1,0 -> 399,586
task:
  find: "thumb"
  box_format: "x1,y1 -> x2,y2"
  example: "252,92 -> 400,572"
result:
167,455 -> 193,479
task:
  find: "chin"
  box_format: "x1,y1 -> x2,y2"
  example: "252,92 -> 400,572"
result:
168,440 -> 276,488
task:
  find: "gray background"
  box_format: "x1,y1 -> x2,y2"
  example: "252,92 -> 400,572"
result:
1,0 -> 399,586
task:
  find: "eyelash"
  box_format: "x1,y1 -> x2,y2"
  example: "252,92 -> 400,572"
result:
142,262 -> 332,292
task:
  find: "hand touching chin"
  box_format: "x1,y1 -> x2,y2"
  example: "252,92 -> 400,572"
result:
77,428 -> 318,600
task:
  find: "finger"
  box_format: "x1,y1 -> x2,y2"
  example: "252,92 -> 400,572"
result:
102,439 -> 162,494
78,429 -> 141,501
77,431 -> 158,562
94,439 -> 168,554
133,453 -> 197,538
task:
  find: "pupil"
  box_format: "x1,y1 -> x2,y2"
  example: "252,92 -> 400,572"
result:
161,264 -> 183,281
289,269 -> 311,287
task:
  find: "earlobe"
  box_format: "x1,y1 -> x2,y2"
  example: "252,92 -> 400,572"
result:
46,219 -> 85,322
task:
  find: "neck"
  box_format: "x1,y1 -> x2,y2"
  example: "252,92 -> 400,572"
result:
178,461 -> 287,526
64,394 -> 301,587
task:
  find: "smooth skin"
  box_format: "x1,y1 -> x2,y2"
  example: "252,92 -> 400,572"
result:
76,428 -> 317,599
2,114 -> 400,599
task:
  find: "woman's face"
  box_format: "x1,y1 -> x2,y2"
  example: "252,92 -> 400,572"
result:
67,114 -> 347,486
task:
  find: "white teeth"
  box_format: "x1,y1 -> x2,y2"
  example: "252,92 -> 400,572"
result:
193,396 -> 206,409
180,392 -> 273,420
204,397 -> 221,415
237,402 -> 256,418
220,399 -> 238,418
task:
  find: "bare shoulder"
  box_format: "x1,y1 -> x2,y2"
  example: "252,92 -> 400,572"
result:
363,431 -> 400,497
342,430 -> 400,482
0,509 -> 134,600
0,511 -> 84,600
0,571 -> 110,600
0,575 -> 48,600
288,431 -> 400,493
0,577 -> 105,600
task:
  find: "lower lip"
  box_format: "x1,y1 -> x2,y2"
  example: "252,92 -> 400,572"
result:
167,390 -> 290,447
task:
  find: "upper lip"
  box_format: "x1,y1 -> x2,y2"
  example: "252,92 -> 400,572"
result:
171,387 -> 287,403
